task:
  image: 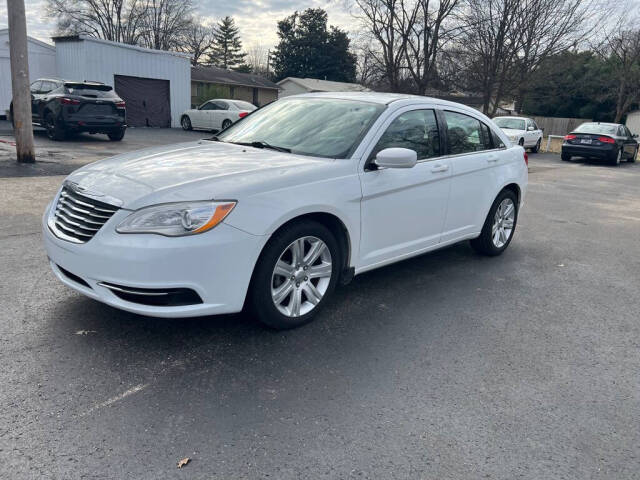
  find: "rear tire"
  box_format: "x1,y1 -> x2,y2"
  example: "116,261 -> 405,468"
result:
561,152 -> 571,161
108,128 -> 126,141
470,189 -> 518,256
248,220 -> 341,330
44,112 -> 66,141
221,119 -> 232,130
181,115 -> 192,131
518,138 -> 524,147
611,147 -> 622,166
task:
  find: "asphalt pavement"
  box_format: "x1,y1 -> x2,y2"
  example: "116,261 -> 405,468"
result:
0,143 -> 639,479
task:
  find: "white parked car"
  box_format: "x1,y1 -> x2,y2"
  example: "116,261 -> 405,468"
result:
181,99 -> 257,132
493,116 -> 543,152
44,93 -> 528,329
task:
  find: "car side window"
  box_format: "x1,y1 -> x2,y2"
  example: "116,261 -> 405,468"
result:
214,101 -> 229,110
532,120 -> 539,130
480,123 -> 493,149
617,126 -> 625,136
30,81 -> 42,94
200,102 -> 215,110
490,128 -> 506,148
370,109 -> 440,161
624,126 -> 633,137
444,111 -> 489,155
41,81 -> 55,93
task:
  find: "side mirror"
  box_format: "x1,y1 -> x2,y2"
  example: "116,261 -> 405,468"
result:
527,126 -> 535,131
373,148 -> 417,169
633,134 -> 638,138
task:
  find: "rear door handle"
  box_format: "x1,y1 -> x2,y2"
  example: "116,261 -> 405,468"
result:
431,163 -> 449,173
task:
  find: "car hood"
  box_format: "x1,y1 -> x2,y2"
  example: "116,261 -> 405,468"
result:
66,141 -> 334,210
500,128 -> 525,136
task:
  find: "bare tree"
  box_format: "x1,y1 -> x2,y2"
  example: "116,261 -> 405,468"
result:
180,20 -> 215,65
47,0 -> 146,44
352,0 -> 419,91
458,0 -> 523,115
138,0 -> 193,51
404,0 -> 461,94
600,28 -> 640,122
512,0 -> 591,112
245,42 -> 269,74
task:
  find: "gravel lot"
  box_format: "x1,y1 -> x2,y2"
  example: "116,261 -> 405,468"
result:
0,134 -> 639,479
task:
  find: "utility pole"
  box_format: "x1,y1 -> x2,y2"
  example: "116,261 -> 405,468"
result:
7,0 -> 35,163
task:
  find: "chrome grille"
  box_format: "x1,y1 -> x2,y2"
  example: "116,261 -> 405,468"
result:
52,186 -> 119,243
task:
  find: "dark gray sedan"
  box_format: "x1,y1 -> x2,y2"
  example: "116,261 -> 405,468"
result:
561,122 -> 638,166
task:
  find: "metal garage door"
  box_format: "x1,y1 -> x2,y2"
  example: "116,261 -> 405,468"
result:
114,75 -> 171,127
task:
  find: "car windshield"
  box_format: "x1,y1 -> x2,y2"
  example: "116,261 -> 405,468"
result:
493,118 -> 526,130
230,100 -> 256,111
65,84 -> 118,98
217,98 -> 385,158
574,123 -> 618,135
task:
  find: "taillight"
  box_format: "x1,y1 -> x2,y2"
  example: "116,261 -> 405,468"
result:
115,101 -> 126,108
524,151 -> 528,166
238,111 -> 248,118
598,136 -> 615,144
564,134 -> 576,140
60,97 -> 80,105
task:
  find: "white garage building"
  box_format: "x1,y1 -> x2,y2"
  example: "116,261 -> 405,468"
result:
54,36 -> 191,128
0,28 -> 57,114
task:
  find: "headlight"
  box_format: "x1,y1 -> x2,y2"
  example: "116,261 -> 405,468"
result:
116,201 -> 236,236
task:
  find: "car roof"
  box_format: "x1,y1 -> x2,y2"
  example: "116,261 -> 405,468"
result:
284,91 -> 480,109
579,121 -> 620,127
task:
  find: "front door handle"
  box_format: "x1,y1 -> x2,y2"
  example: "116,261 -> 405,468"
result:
487,154 -> 499,163
431,164 -> 449,173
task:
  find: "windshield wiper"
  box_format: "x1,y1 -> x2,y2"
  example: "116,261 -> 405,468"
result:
231,141 -> 291,153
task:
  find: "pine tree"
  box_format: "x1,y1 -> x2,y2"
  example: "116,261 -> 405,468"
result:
207,16 -> 247,70
272,9 -> 356,83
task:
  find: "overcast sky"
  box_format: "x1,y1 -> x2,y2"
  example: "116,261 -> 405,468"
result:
0,0 -> 355,50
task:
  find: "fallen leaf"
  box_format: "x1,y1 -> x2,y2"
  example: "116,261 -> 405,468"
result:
177,457 -> 190,469
556,263 -> 565,267
75,330 -> 96,335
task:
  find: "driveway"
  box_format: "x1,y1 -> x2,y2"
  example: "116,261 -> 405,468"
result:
0,152 -> 638,479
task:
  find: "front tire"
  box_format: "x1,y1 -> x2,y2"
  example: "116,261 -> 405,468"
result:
531,138 -> 541,153
628,147 -> 637,163
248,220 -> 341,330
44,112 -> 66,141
181,115 -> 192,131
470,189 -> 518,256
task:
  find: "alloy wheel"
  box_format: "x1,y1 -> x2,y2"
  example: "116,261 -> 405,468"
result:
271,236 -> 332,317
491,198 -> 515,248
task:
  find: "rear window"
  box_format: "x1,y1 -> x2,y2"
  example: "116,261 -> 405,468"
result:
230,100 -> 256,111
574,123 -> 618,135
65,84 -> 118,98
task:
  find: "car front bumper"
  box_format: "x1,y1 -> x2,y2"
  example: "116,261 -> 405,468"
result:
43,203 -> 266,318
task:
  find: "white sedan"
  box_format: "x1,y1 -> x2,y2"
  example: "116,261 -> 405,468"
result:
44,93 -> 528,329
493,116 -> 543,152
181,99 -> 256,132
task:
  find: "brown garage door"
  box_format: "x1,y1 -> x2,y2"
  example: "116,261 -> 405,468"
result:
114,75 -> 171,127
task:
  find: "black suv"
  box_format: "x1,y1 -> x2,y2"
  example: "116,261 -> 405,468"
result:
11,78 -> 127,141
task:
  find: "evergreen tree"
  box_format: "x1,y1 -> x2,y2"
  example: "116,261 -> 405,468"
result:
208,16 -> 247,70
272,8 -> 357,83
